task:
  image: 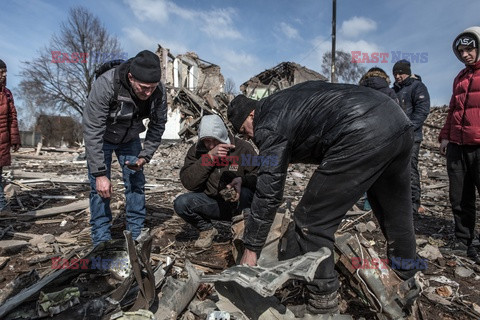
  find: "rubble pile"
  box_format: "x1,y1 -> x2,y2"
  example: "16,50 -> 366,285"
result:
0,106 -> 479,319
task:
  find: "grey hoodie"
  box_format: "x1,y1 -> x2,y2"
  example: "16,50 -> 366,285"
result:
198,115 -> 231,145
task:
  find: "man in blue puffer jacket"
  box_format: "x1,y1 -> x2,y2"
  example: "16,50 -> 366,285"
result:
393,59 -> 430,215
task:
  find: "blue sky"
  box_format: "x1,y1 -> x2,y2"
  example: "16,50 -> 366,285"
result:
1,0 -> 479,116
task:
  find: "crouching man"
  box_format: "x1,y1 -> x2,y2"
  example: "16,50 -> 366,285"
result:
228,81 -> 418,315
174,115 -> 258,248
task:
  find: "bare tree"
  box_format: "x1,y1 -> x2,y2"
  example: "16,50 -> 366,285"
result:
224,78 -> 238,95
321,50 -> 366,84
18,6 -> 123,117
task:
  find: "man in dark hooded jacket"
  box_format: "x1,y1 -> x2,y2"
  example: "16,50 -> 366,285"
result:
393,59 -> 430,215
83,50 -> 167,246
228,81 -> 417,314
174,114 -> 257,248
359,67 -> 398,103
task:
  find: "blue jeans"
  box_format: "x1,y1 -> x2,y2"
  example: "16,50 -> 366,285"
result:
88,138 -> 146,246
173,188 -> 254,231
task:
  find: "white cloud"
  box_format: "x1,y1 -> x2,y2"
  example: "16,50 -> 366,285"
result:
299,36 -> 383,75
125,0 -> 242,40
279,22 -> 300,40
198,8 -> 242,39
125,0 -> 170,23
123,27 -> 159,49
122,27 -> 188,54
340,16 -> 377,38
216,48 -> 260,85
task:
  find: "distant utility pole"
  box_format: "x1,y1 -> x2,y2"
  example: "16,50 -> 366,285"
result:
331,0 -> 337,83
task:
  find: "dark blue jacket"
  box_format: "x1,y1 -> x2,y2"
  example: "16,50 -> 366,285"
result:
394,76 -> 430,142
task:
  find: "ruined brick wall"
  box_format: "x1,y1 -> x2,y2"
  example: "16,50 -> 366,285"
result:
196,64 -> 224,96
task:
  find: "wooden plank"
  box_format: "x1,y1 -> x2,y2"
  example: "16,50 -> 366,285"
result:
20,199 -> 90,220
11,170 -> 89,185
0,240 -> 28,254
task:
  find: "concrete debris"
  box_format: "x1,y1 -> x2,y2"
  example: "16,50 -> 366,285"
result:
417,244 -> 443,261
240,62 -> 327,100
424,292 -> 452,306
202,248 -> 331,297
429,275 -> 460,287
111,309 -> 157,320
365,221 -> 376,232
0,240 -> 28,255
355,222 -> 367,233
455,266 -> 475,278
335,232 -> 424,319
153,260 -> 200,319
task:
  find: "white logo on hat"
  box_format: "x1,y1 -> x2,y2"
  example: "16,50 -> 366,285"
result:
456,37 -> 476,48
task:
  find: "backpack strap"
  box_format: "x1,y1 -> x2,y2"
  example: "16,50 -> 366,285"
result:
110,68 -> 123,124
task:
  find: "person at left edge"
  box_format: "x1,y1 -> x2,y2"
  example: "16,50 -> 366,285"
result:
83,50 -> 167,246
0,59 -> 20,211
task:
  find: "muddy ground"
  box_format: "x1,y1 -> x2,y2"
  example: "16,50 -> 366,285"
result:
0,107 -> 479,319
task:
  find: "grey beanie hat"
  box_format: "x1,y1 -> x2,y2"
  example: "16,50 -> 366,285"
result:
198,115 -> 230,145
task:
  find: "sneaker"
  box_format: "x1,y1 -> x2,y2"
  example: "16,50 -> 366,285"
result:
306,290 -> 339,315
194,228 -> 218,248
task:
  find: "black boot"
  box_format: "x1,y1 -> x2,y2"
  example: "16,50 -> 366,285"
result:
306,289 -> 339,315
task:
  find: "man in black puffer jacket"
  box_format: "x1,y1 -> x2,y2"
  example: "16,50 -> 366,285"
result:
393,59 -> 430,215
228,81 -> 417,315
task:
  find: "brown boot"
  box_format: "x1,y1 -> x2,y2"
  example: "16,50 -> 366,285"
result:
194,228 -> 218,248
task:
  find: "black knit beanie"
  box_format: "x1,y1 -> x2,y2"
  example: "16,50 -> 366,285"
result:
129,50 -> 161,83
392,59 -> 411,75
228,95 -> 258,133
0,59 -> 6,70
455,35 -> 477,49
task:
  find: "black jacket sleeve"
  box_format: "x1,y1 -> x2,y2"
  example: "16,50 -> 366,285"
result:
243,128 -> 290,253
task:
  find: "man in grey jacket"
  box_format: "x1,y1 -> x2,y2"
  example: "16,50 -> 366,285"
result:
83,50 -> 167,246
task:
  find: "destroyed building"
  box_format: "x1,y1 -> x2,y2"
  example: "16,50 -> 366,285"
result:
155,45 -> 228,141
240,61 -> 328,100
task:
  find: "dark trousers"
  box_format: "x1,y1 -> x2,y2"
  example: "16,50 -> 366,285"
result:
282,129 -> 416,294
411,141 -> 422,213
173,187 -> 254,231
447,143 -> 480,245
